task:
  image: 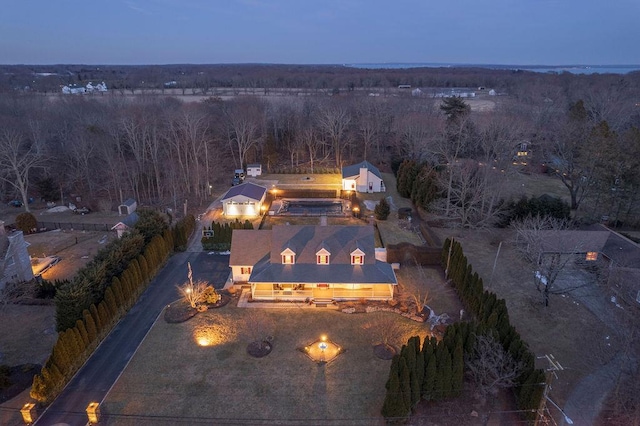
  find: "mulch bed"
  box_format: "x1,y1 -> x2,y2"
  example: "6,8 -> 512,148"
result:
247,341 -> 272,358
164,294 -> 233,323
164,301 -> 198,323
0,364 -> 40,403
373,343 -> 397,360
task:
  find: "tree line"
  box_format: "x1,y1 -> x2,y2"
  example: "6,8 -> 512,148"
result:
1,69 -> 639,226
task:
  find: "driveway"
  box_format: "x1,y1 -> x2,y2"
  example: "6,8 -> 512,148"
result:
34,251 -> 230,426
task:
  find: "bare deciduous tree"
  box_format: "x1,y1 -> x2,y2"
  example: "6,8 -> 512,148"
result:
512,215 -> 585,306
366,314 -> 404,350
243,310 -> 275,350
177,263 -> 208,308
0,128 -> 47,212
316,101 -> 351,167
224,97 -> 265,169
465,334 -> 524,397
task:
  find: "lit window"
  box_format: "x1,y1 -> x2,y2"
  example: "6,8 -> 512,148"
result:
241,267 -> 252,274
317,255 -> 329,265
351,255 -> 364,265
282,254 -> 295,264
585,252 -> 598,261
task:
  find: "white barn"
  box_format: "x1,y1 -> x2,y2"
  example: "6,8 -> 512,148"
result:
341,161 -> 386,193
221,182 -> 267,217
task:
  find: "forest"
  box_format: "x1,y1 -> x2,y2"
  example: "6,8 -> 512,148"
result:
1,64 -> 639,227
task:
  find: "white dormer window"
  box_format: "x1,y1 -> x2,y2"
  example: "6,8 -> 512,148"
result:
316,247 -> 331,265
350,248 -> 365,265
281,248 -> 296,265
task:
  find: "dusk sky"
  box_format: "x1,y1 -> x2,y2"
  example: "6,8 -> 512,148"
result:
1,0 -> 639,65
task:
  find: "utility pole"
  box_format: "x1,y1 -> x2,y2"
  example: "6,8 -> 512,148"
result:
535,354 -> 565,426
488,241 -> 502,289
445,237 -> 454,279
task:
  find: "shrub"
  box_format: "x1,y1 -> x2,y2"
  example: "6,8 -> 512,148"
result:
36,279 -> 59,299
374,198 -> 391,220
16,212 -> 37,234
0,365 -> 11,389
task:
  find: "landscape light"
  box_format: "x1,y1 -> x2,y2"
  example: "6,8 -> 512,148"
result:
20,403 -> 36,424
86,402 -> 100,424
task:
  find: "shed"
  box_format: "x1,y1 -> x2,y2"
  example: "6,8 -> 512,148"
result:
247,163 -> 262,177
119,198 -> 137,215
221,182 -> 267,217
111,212 -> 140,238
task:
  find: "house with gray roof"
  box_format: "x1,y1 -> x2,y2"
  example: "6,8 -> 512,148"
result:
0,221 -> 34,290
230,225 -> 397,302
221,182 -> 267,217
342,161 -> 385,193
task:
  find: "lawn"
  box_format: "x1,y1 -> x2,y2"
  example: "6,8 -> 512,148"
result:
102,305 -> 429,425
262,215 -> 365,229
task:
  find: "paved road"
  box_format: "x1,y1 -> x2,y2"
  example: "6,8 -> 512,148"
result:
34,251 -> 230,426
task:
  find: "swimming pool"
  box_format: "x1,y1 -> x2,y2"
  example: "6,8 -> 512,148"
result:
278,199 -> 345,216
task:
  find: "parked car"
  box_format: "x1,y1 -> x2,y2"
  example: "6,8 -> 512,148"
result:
74,207 -> 91,215
8,200 -> 23,207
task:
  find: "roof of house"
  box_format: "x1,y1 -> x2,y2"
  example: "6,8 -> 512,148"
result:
247,163 -> 262,168
111,212 -> 139,230
229,230 -> 272,266
221,182 -> 267,201
230,225 -> 397,285
582,224 -> 640,268
341,161 -> 383,180
538,230 -> 610,253
121,198 -> 136,207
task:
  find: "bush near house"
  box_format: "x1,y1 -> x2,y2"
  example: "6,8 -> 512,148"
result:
374,198 -> 391,220
15,212 -> 37,234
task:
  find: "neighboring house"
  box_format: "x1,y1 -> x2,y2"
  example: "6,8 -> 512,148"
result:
119,198 -> 137,215
111,212 -> 139,239
0,221 -> 34,291
229,225 -> 397,302
341,161 -> 386,193
221,182 -> 267,217
247,163 -> 262,177
61,81 -> 107,94
62,84 -> 86,94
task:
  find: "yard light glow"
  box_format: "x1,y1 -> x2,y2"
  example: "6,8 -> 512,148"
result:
20,403 -> 36,424
86,402 -> 100,424
197,337 -> 212,346
321,334 -> 327,342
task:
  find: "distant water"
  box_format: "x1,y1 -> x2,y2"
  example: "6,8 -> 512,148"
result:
345,63 -> 640,75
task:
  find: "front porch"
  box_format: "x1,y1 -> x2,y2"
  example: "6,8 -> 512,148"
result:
251,283 -> 394,301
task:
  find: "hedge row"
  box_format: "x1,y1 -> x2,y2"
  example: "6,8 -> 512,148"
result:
441,238 -> 545,420
381,239 -> 545,422
201,219 -> 253,251
30,215 -> 195,404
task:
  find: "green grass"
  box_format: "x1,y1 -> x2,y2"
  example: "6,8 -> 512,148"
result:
102,304 -> 428,424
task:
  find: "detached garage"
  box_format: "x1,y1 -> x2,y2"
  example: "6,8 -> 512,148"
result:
221,182 -> 267,217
